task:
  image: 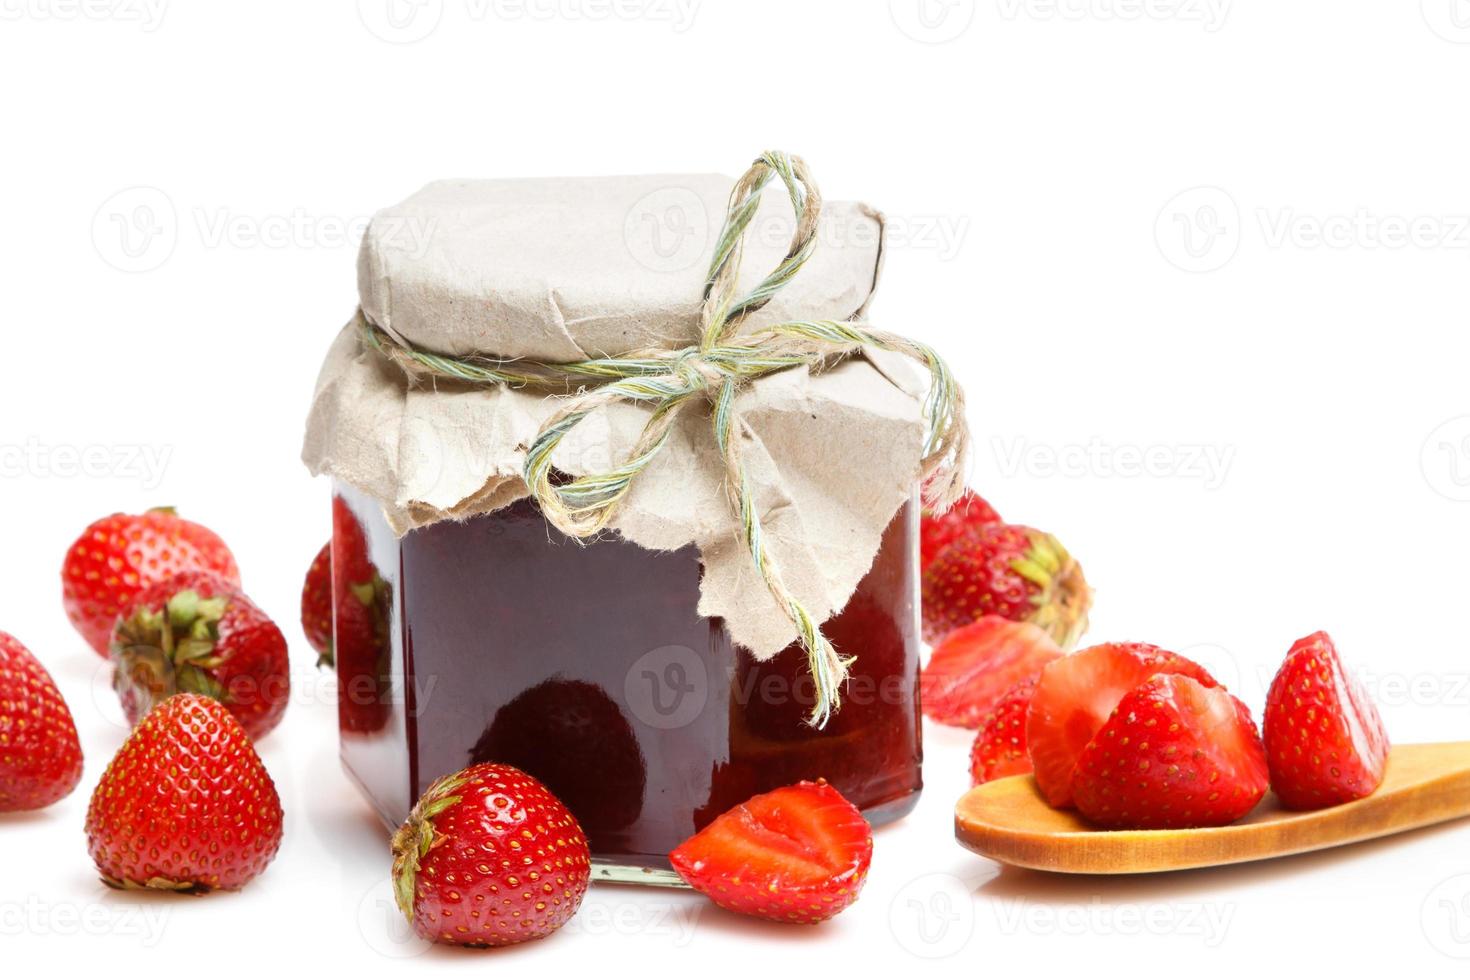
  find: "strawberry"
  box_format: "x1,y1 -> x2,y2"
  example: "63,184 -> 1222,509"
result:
920,490 -> 1003,569
85,693 -> 283,891
301,542 -> 333,668
470,677 -> 646,840
921,615 -> 1062,728
669,779 -> 872,924
391,762 -> 591,947
0,632 -> 84,811
1027,642 -> 1218,808
333,584 -> 391,733
921,522 -> 1091,648
332,494 -> 376,587
969,677 -> 1038,785
110,571 -> 290,740
332,497 -> 392,733
1263,631 -> 1389,810
1072,673 -> 1269,829
62,508 -> 240,656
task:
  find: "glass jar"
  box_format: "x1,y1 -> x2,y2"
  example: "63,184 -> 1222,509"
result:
330,483 -> 922,885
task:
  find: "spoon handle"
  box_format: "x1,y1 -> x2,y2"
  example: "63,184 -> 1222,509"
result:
955,741 -> 1470,874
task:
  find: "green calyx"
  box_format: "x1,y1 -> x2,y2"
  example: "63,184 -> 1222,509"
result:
1012,531 -> 1093,650
101,873 -> 207,894
317,575 -> 388,672
112,589 -> 231,714
389,771 -> 469,923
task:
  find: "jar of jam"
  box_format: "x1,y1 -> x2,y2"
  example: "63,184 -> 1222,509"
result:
304,153 -> 967,886
330,484 -> 922,883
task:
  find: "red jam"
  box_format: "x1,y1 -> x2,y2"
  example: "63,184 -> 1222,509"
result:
331,486 -> 922,875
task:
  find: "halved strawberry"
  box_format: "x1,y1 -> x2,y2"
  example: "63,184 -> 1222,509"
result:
1263,631 -> 1389,810
920,490 -> 1003,569
969,677 -> 1037,785
669,780 -> 872,925
1027,642 -> 1218,807
1072,673 -> 1268,829
921,616 -> 1062,728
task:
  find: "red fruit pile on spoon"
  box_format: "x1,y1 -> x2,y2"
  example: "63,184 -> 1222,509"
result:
1027,642 -> 1222,809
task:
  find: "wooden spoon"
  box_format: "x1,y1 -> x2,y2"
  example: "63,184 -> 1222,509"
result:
955,741 -> 1470,874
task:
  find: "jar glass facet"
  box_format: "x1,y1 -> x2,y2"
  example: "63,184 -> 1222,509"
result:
331,485 -> 922,883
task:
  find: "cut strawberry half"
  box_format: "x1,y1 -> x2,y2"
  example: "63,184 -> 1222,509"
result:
669,780 -> 872,925
1072,673 -> 1269,829
921,616 -> 1063,728
1263,631 -> 1389,810
969,677 -> 1038,785
1026,642 -> 1218,808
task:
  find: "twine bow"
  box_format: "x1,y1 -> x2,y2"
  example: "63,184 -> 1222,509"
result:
363,151 -> 970,727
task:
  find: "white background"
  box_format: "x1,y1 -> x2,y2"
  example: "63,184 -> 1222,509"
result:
3,0 -> 1469,975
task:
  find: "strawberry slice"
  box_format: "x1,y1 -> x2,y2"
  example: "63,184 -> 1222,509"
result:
920,490 -> 1003,569
1263,631 -> 1389,810
969,677 -> 1038,785
1026,642 -> 1218,807
1072,673 -> 1269,829
921,616 -> 1063,728
669,780 -> 872,925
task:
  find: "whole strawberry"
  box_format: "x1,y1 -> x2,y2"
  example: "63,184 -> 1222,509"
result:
62,508 -> 240,656
111,571 -> 290,740
392,762 -> 591,947
921,522 -> 1091,647
470,677 -> 646,839
920,490 -> 1003,569
301,542 -> 333,667
1263,631 -> 1389,810
0,632 -> 84,811
85,693 -> 283,891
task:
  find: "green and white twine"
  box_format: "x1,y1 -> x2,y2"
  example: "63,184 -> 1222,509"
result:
364,151 -> 970,727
